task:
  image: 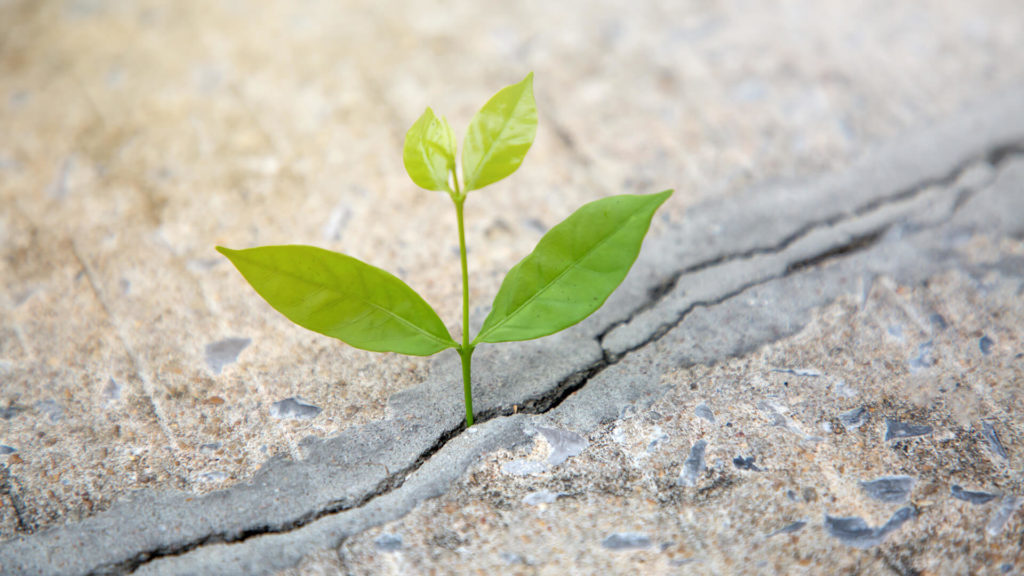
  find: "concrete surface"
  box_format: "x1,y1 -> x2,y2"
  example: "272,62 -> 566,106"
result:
1,0 -> 1024,574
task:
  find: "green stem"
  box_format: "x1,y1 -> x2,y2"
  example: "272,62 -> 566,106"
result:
453,178 -> 475,427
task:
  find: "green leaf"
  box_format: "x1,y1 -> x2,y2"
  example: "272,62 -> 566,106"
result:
403,107 -> 456,192
474,190 -> 673,344
217,245 -> 457,356
461,72 -> 537,192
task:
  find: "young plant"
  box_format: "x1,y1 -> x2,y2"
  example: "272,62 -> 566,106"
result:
217,73 -> 672,428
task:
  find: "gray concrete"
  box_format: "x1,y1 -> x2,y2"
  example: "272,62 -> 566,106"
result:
3,84 -> 1023,575
3,1 -> 1024,574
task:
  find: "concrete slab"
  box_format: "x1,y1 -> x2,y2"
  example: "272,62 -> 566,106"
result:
2,0 -> 1024,574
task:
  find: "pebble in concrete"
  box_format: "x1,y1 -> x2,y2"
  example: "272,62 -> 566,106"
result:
198,442 -> 221,454
771,368 -> 822,377
884,419 -> 933,441
929,313 -> 948,331
839,407 -> 870,430
34,399 -> 64,423
677,440 -> 708,487
204,337 -> 251,375
501,460 -> 547,476
824,507 -> 917,549
601,532 -> 651,550
907,340 -> 935,372
373,534 -> 403,552
733,455 -> 760,471
536,426 -> 588,466
979,335 -> 994,355
951,485 -> 998,505
982,421 -> 1009,461
196,470 -> 228,483
0,445 -> 16,455
522,490 -> 561,506
268,397 -> 322,420
646,427 -> 669,452
0,406 -> 23,420
102,378 -> 121,403
694,403 -> 715,423
860,476 -> 915,503
768,521 -> 806,537
986,496 -> 1022,536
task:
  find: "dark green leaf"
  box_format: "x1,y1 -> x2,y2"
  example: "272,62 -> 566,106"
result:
474,190 -> 673,344
461,73 -> 537,192
403,107 -> 456,192
217,245 -> 457,356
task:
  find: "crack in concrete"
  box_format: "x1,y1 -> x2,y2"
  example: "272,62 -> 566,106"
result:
0,465 -> 34,535
94,424 -> 463,575
111,144 -> 1024,574
596,143 -> 1024,350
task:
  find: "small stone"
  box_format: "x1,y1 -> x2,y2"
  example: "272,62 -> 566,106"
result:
196,470 -> 228,483
269,397 -> 321,420
374,533 -> 403,552
199,442 -> 222,455
501,460 -> 547,476
982,422 -> 1009,461
733,455 -> 760,471
951,485 -> 998,505
0,445 -> 17,455
677,440 -> 707,487
204,337 -> 251,375
824,507 -> 917,549
771,368 -> 822,377
646,426 -> 669,452
103,378 -> 121,402
885,419 -> 932,441
0,405 -> 24,420
34,399 -> 64,423
601,532 -> 651,550
860,476 -> 915,503
522,490 -> 560,506
839,407 -> 870,430
929,313 -> 948,331
694,404 -> 715,424
536,426 -> 588,466
835,380 -> 859,398
501,552 -> 524,565
986,496 -> 1022,536
907,340 -> 935,372
768,521 -> 806,537
979,335 -> 994,355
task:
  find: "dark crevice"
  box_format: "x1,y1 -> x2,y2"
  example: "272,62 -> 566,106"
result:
597,143 -> 1024,344
103,426 -> 465,575
0,465 -> 34,534
108,144 -> 1023,573
785,227 -> 887,274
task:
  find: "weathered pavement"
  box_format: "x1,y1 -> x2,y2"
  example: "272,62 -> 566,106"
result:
2,1 -> 1024,574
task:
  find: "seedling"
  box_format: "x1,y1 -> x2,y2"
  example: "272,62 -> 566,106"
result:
218,73 -> 671,427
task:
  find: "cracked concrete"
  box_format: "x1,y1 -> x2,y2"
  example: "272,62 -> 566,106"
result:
2,0 -> 1024,574
3,91 -> 1023,576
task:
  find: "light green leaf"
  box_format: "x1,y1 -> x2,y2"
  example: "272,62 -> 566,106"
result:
461,72 -> 537,192
217,245 -> 457,356
474,190 -> 673,344
403,107 -> 456,192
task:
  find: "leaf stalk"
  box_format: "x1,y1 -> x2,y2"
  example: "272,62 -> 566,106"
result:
452,173 -> 475,427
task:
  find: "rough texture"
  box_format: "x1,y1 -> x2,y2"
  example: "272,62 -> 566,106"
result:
2,0 -> 1024,574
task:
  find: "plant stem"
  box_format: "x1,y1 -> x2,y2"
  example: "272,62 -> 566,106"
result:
453,180 -> 475,427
